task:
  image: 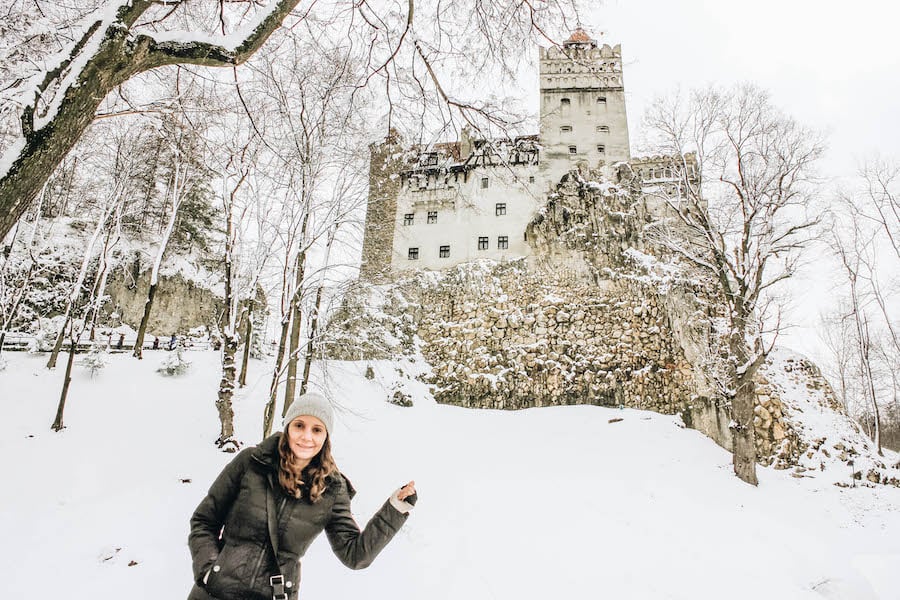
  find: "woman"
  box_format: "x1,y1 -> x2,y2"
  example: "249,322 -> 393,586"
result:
188,392 -> 416,600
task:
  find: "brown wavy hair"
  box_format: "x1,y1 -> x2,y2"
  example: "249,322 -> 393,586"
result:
277,430 -> 338,502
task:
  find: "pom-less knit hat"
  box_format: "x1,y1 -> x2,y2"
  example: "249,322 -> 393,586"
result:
282,392 -> 334,435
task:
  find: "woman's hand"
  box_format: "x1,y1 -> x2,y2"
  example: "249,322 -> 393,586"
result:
397,481 -> 416,502
390,480 -> 417,514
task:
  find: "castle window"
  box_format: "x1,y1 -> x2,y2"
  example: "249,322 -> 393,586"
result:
495,203 -> 507,216
597,125 -> 610,133
403,213 -> 414,226
408,247 -> 419,260
481,177 -> 489,189
439,245 -> 450,258
478,236 -> 489,250
560,125 -> 572,134
427,211 -> 437,224
498,236 -> 509,250
597,96 -> 607,104
597,145 -> 606,153
568,146 -> 577,154
561,98 -> 571,117
529,176 -> 535,183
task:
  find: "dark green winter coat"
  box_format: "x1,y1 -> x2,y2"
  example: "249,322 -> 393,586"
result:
187,433 -> 408,600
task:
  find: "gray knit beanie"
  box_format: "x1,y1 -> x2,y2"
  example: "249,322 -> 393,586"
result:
282,392 -> 334,435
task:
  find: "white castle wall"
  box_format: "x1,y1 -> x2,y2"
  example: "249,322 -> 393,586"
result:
390,163 -> 542,271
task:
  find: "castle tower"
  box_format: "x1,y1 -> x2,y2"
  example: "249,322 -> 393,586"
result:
360,130 -> 405,282
539,28 -> 631,182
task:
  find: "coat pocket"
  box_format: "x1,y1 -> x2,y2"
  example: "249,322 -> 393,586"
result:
204,543 -> 258,600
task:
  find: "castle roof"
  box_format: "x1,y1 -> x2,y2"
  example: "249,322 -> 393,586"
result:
563,27 -> 596,47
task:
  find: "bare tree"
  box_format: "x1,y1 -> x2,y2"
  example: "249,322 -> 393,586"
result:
642,84 -> 825,485
819,304 -> 860,413
298,164 -> 368,396
209,129 -> 261,451
50,188 -> 125,430
251,43 -> 365,436
45,161 -> 131,368
822,160 -> 900,455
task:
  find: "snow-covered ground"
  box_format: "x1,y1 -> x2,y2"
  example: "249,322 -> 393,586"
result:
1,350 -> 899,600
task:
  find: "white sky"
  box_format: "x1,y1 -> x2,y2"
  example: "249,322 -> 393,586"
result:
586,0 -> 900,179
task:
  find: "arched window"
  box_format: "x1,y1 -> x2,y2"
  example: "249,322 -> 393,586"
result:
561,97 -> 571,117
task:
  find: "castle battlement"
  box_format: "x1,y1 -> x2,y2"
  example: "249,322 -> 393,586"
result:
630,153 -> 699,182
539,43 -> 622,61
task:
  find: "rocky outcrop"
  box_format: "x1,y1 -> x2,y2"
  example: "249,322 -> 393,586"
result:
104,270 -> 223,335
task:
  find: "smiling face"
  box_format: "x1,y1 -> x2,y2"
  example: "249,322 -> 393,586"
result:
286,415 -> 328,468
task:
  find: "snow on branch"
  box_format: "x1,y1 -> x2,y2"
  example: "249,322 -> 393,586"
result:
142,0 -> 301,68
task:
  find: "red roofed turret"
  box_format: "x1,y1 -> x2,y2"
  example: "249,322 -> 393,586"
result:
563,27 -> 597,49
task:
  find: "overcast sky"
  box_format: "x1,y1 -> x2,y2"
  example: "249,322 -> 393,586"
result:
551,0 -> 900,181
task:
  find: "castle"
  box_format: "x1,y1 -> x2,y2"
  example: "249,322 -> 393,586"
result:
360,28 -> 656,279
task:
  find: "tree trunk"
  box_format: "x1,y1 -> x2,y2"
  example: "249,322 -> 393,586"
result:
216,336 -> 239,451
282,250 -> 306,417
46,304 -> 73,369
860,318 -> 884,457
729,326 -> 759,486
263,317 -> 290,438
51,326 -> 78,431
299,285 -> 324,396
731,376 -> 759,486
133,282 -> 158,359
86,230 -> 114,345
238,301 -> 254,388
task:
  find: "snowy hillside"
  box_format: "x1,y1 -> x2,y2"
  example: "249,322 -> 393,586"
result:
1,350 -> 899,600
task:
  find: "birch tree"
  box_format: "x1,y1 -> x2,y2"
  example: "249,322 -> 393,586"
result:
642,84 -> 825,485
209,128 -> 267,450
